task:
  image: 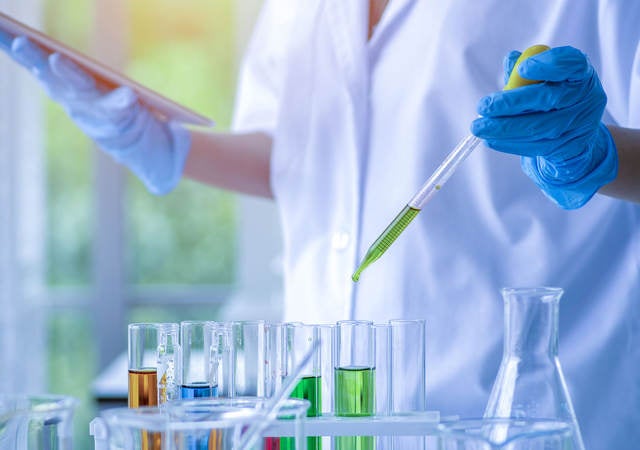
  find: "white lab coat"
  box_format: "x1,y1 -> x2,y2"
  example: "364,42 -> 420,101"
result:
233,0 -> 640,447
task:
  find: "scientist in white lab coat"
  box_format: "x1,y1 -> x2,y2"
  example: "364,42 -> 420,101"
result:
3,0 -> 640,447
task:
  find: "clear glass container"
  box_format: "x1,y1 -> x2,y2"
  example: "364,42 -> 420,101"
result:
484,287 -> 585,450
0,394 -> 78,450
100,397 -> 309,450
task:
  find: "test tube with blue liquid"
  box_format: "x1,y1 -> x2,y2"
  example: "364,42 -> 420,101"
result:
180,321 -> 216,450
334,320 -> 376,450
181,321 -> 218,399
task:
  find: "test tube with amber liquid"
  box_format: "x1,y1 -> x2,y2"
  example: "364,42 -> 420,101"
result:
128,323 -> 179,450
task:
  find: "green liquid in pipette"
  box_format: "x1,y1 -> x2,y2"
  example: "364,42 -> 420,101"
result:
352,206 -> 420,282
334,367 -> 376,450
280,375 -> 322,450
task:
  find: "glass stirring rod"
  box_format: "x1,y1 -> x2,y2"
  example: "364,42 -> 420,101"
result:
352,45 -> 549,282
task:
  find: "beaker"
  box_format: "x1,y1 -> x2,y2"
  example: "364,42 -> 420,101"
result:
334,320 -> 375,450
0,394 -> 77,450
99,397 -> 310,450
484,287 -> 585,450
437,418 -> 575,449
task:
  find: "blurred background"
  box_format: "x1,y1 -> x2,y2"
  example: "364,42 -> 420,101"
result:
0,0 -> 282,447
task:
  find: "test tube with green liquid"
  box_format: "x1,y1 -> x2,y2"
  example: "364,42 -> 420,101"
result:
280,323 -> 323,450
334,320 -> 376,450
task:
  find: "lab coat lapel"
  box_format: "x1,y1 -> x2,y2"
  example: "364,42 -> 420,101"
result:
368,0 -> 417,50
324,0 -> 369,107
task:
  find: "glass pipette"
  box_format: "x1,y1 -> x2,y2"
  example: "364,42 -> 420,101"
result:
352,45 -> 550,282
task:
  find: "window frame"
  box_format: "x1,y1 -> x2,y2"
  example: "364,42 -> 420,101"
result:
0,0 -> 47,392
86,0 -> 282,370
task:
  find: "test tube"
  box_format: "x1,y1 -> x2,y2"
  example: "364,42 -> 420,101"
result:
334,320 -> 375,450
374,323 -> 392,449
181,321 -> 215,399
205,321 -> 232,397
156,323 -> 181,405
389,319 -> 426,412
129,323 -> 160,408
266,322 -> 287,398
390,319 -> 427,450
128,323 -> 179,450
317,324 -> 335,417
373,323 -> 391,416
283,323 -> 323,450
179,322 -> 212,450
318,324 -> 335,450
229,321 -> 270,397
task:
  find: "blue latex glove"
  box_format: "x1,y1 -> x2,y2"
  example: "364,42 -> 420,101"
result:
471,46 -> 618,209
3,36 -> 190,195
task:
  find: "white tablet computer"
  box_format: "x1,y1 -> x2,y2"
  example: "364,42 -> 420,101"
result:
0,11 -> 214,127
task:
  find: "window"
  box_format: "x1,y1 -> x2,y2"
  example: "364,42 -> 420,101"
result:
1,1 -> 281,448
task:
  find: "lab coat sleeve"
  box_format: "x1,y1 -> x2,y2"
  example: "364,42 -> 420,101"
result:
231,0 -> 294,135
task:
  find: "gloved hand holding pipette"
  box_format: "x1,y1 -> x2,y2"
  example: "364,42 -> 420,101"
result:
352,45 -> 621,282
471,46 -> 618,209
2,36 -> 191,195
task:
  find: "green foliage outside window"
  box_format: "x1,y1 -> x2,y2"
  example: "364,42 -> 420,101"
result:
44,0 -> 241,447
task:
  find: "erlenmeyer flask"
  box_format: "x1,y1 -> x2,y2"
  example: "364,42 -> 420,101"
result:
484,287 -> 586,450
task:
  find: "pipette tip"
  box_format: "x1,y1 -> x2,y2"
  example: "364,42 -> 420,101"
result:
352,259 -> 371,282
351,268 -> 363,283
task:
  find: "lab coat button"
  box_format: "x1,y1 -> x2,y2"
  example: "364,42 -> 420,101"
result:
331,231 -> 350,250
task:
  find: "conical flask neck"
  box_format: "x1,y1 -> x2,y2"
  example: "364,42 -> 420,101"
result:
503,288 -> 560,358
